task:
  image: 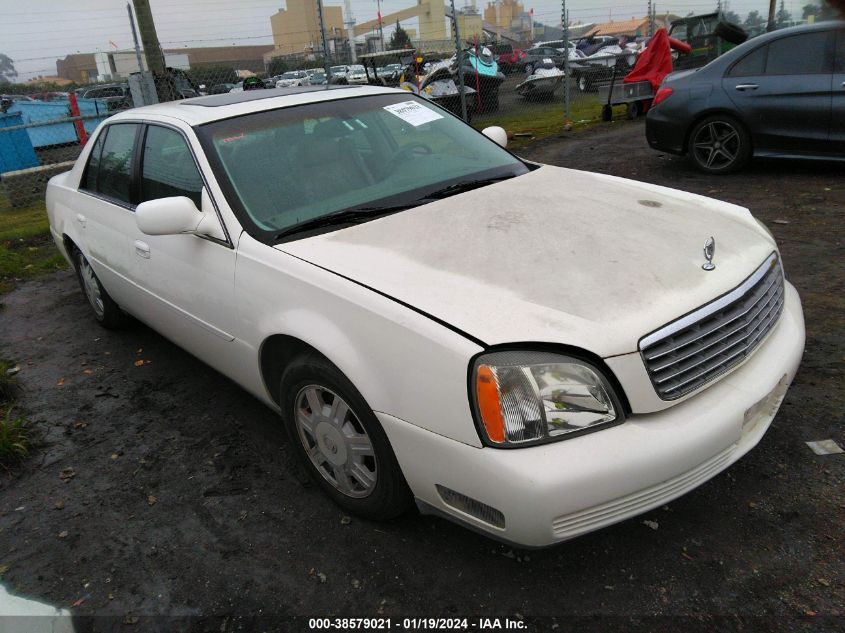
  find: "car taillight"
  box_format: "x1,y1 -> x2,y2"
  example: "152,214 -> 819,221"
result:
652,87 -> 674,107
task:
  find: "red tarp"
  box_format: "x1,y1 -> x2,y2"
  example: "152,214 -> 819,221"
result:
623,28 -> 678,92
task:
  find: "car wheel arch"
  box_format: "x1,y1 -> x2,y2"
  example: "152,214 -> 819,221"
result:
258,329 -> 388,411
683,109 -> 752,155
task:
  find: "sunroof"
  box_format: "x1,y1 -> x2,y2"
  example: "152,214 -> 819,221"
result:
181,85 -> 361,107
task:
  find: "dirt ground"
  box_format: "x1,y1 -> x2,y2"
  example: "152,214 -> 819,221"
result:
0,120 -> 842,632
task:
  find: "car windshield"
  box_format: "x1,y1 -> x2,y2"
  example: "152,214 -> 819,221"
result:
198,93 -> 528,241
280,72 -> 298,79
349,66 -> 365,73
331,66 -> 346,73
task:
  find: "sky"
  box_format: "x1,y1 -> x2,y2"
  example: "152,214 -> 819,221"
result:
1,0 -> 818,80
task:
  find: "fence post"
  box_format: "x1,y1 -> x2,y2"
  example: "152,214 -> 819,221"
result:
562,1 -> 570,123
68,93 -> 88,147
449,0 -> 468,122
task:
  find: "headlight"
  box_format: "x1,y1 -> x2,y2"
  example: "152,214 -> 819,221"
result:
471,351 -> 623,447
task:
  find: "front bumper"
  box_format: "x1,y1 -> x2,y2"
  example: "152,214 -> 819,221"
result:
380,282 -> 804,547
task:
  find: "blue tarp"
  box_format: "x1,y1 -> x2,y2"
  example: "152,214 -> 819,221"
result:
7,99 -> 110,148
0,112 -> 40,174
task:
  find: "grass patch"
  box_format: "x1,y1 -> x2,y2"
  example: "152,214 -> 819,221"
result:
474,101 -> 628,150
0,406 -> 31,470
0,202 -> 68,294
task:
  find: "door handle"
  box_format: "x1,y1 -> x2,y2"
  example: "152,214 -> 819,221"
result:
734,84 -> 759,91
134,240 -> 150,259
75,213 -> 86,228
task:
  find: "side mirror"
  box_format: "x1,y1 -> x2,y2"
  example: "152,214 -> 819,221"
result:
136,196 -> 203,236
482,126 -> 508,148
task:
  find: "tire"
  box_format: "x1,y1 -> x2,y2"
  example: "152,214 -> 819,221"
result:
714,20 -> 748,45
73,250 -> 123,329
524,63 -> 534,75
279,354 -> 413,520
687,115 -> 751,174
626,102 -> 638,120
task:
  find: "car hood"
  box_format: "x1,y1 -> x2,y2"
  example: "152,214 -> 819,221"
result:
278,165 -> 776,357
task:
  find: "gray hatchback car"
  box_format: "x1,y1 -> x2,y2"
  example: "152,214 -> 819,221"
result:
646,21 -> 845,173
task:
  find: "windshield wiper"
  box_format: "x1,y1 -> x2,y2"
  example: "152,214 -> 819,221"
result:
272,204 -> 420,242
422,175 -> 516,200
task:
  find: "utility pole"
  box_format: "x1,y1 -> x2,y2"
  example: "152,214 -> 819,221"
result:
131,0 -> 165,74
449,0 -> 468,121
343,0 -> 356,62
127,3 -> 145,72
562,0 -> 570,123
131,0 -> 178,101
316,0 -> 332,82
766,0 -> 777,30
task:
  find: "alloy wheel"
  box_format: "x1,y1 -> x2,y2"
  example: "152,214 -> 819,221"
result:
294,385 -> 377,498
692,121 -> 742,170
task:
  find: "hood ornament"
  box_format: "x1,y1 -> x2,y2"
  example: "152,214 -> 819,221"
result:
702,237 -> 716,271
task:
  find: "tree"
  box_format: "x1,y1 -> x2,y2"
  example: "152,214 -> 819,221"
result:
776,0 -> 793,26
743,10 -> 763,27
388,21 -> 412,50
0,54 -> 17,85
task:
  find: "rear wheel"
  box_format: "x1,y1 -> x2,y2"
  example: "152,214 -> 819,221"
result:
280,354 -> 412,520
74,250 -> 123,328
688,115 -> 751,174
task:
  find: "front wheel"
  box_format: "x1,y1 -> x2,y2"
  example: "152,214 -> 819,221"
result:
688,115 -> 751,174
280,354 -> 412,520
74,250 -> 123,328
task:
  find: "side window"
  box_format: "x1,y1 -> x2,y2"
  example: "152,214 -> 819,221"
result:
97,123 -> 138,204
765,32 -> 833,75
81,129 -> 106,192
836,29 -> 845,73
140,126 -> 204,208
728,45 -> 767,77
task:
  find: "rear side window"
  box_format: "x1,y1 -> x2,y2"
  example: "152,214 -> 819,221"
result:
140,126 -> 204,208
765,31 -> 833,74
82,123 -> 138,203
81,131 -> 106,192
836,29 -> 845,73
97,123 -> 138,204
728,45 -> 767,77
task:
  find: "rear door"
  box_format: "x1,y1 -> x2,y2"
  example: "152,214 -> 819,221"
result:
724,29 -> 835,155
76,122 -> 142,309
831,28 -> 845,152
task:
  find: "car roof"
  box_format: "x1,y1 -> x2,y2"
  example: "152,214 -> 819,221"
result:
106,85 -> 399,126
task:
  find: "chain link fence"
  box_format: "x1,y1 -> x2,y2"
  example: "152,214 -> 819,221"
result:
1,45 -> 634,210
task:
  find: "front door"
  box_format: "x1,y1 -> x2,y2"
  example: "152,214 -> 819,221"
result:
724,29 -> 835,155
124,123 -> 238,363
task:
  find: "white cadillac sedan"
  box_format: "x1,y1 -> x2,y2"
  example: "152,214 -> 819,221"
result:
46,86 -> 804,547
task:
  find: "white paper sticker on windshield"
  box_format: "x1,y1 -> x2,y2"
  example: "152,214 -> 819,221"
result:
383,100 -> 443,127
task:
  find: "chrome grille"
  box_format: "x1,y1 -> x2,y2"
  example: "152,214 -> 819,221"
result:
640,253 -> 784,400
